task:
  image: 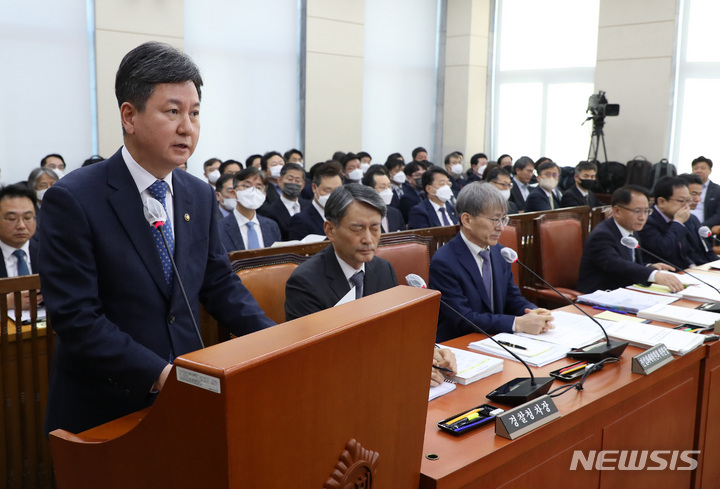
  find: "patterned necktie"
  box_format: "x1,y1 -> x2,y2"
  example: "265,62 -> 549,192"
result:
478,249 -> 493,312
350,271 -> 364,299
13,249 -> 29,276
292,202 -> 300,215
439,207 -> 451,226
147,180 -> 174,284
246,221 -> 260,249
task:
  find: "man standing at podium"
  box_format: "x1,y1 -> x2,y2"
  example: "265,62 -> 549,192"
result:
40,42 -> 274,435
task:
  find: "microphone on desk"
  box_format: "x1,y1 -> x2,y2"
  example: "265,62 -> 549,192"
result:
499,247 -> 628,362
698,226 -> 712,253
620,235 -> 720,313
144,198 -> 205,349
405,273 -> 554,406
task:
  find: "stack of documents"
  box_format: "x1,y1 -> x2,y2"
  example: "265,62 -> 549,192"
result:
577,288 -> 677,313
468,333 -> 570,367
429,381 -> 456,401
602,320 -> 705,356
442,346 -> 504,385
637,303 -> 720,327
515,310 -> 604,349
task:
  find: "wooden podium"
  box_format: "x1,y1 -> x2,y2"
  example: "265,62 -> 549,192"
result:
49,286 -> 440,488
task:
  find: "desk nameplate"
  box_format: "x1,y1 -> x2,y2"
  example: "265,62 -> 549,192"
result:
495,394 -> 560,440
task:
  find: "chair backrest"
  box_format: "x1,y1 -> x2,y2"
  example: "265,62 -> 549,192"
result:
498,224 -> 520,287
535,217 -> 584,288
232,254 -> 310,325
375,235 -> 432,286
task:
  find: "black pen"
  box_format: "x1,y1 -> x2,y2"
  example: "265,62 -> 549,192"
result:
497,340 -> 527,351
433,365 -> 454,373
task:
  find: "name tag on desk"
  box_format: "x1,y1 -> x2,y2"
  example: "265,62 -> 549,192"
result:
495,395 -> 560,440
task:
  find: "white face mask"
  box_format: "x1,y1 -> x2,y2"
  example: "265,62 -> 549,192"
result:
235,188 -> 265,210
360,163 -> 370,174
207,169 -> 220,184
378,188 -> 394,205
53,168 -> 65,179
36,188 -> 48,201
392,172 -> 406,184
347,168 -> 363,181
499,189 -> 511,201
476,165 -> 487,177
316,193 -> 330,208
538,177 -> 558,191
221,198 -> 237,211
434,185 -> 453,203
450,164 -> 463,175
269,165 -> 283,179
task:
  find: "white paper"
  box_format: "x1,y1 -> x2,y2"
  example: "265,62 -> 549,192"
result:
442,346 -> 503,385
515,310 -> 604,349
334,287 -> 356,307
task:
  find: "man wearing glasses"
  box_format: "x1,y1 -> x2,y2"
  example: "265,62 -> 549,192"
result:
578,185 -> 683,293
219,167 -> 281,251
486,166 -> 519,214
430,182 -> 554,342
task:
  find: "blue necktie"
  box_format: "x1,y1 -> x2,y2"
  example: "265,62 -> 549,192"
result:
246,221 -> 260,250
349,271 -> 364,299
439,207 -> 451,226
147,180 -> 174,284
478,249 -> 493,312
13,249 -> 29,276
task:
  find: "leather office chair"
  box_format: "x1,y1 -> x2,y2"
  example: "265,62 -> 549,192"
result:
375,236 -> 432,286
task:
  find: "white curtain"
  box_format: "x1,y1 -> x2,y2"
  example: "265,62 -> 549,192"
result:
0,0 -> 92,183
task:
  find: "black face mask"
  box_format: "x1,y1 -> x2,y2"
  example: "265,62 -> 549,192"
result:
414,177 -> 423,189
578,179 -> 595,190
282,182 -> 302,199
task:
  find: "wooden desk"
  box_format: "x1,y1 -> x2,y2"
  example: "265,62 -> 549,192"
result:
420,306 -> 705,489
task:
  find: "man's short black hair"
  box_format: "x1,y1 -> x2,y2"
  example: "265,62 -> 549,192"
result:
203,157 -> 221,171
361,164 -> 390,187
444,152 -> 461,166
678,173 -> 703,186
219,160 -> 243,174
470,153 -> 488,167
653,176 -> 688,201
575,161 -> 598,175
232,167 -> 264,188
325,183 -> 386,226
115,41 -> 203,112
421,167 -> 450,190
341,152 -> 360,169
0,183 -> 38,208
41,154 -> 65,169
513,156 -> 534,172
260,151 -> 284,171
357,151 -> 371,161
385,152 -> 404,165
384,158 -> 404,172
485,166 -> 512,182
536,160 -> 559,174
312,161 -> 343,187
215,172 -> 235,193
403,161 -> 423,176
412,147 -> 427,159
284,148 -> 303,161
692,156 -> 713,169
280,163 -> 306,178
611,185 -> 650,206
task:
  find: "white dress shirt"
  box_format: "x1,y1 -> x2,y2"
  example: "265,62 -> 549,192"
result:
233,209 -> 265,249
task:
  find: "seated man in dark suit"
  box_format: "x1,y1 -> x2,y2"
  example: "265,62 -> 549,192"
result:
561,161 -> 601,208
341,153 -> 364,184
430,182 -> 554,342
220,167 -> 281,251
465,153 -> 488,182
285,183 -> 457,384
510,156 -> 534,212
384,156 -> 405,207
578,185 -> 684,293
639,176 -> 700,269
398,161 -> 426,222
679,173 -> 719,265
0,184 -> 41,309
260,151 -> 286,205
257,163 -> 310,240
444,151 -> 467,196
215,173 -> 236,219
287,161 -> 343,240
691,156 -> 720,228
361,165 -> 405,232
485,166 -> 518,214
525,160 -> 562,212
408,167 -> 458,229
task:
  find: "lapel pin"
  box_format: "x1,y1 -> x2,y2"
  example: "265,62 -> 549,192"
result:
184,213 -> 190,221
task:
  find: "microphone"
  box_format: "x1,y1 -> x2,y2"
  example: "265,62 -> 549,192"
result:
621,235 -> 720,312
143,198 -> 205,349
406,273 -> 554,406
500,247 -> 628,362
698,226 -> 711,252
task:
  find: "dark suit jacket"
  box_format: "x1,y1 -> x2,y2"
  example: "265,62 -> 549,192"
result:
0,239 -> 39,277
429,233 -> 535,342
257,198 -> 311,241
685,215 -> 719,265
561,185 -> 600,208
638,208 -> 693,269
577,218 -> 653,293
287,203 -> 325,240
509,183 -> 528,212
219,212 -> 281,251
263,182 -> 281,205
507,199 -> 519,215
399,182 -> 423,222
702,181 -> 720,228
39,149 -> 274,434
525,186 -> 562,212
407,199 -> 458,230
385,206 -> 405,233
284,245 -> 398,321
